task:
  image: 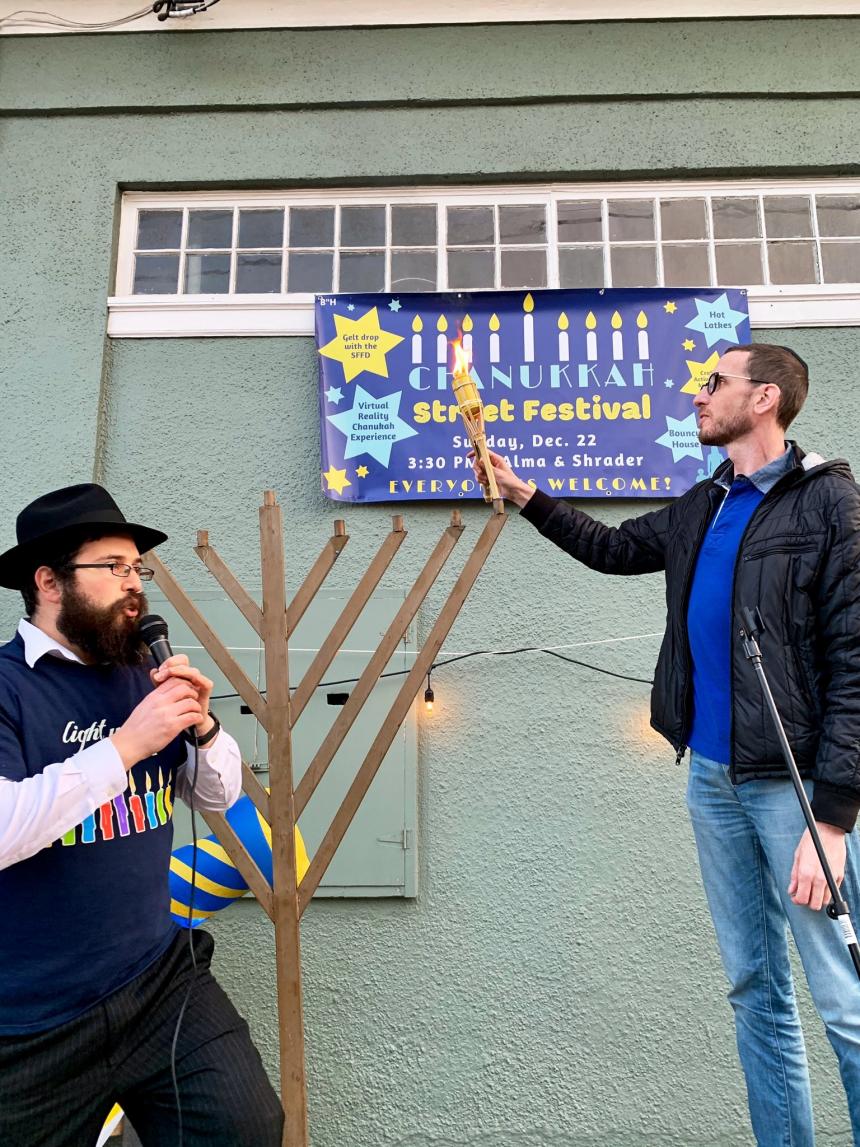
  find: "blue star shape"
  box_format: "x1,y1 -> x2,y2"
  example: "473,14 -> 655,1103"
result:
388,298 -> 402,312
663,378 -> 674,388
326,384 -> 418,467
325,386 -> 344,405
347,303 -> 355,312
685,293 -> 749,349
655,412 -> 703,462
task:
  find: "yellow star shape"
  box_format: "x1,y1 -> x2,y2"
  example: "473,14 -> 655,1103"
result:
356,465 -> 369,478
322,466 -> 352,495
318,306 -> 404,384
681,350 -> 720,396
682,338 -> 696,352
664,301 -> 677,314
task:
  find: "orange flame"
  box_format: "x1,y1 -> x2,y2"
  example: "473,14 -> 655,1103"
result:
451,337 -> 470,381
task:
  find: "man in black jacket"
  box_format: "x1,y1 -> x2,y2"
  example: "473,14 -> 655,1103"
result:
475,343 -> 860,1147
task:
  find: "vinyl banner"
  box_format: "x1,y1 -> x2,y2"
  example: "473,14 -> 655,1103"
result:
316,287 -> 750,502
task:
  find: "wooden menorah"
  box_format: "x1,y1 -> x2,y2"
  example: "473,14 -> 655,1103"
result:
147,490 -> 506,1146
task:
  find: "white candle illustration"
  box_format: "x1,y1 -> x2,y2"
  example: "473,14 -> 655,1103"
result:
522,292 -> 535,362
436,314 -> 448,364
411,314 -> 423,364
585,311 -> 598,361
462,313 -> 473,364
611,310 -> 624,360
557,312 -> 569,362
489,313 -> 500,363
636,310 -> 649,359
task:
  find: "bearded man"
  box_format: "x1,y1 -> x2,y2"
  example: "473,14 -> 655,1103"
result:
0,484 -> 283,1147
474,344 -> 860,1147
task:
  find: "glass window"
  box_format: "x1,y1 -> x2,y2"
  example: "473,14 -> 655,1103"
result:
339,251 -> 385,293
447,206 -> 494,246
137,210 -> 182,251
391,250 -> 437,291
557,200 -> 602,244
236,253 -> 282,293
187,210 -> 233,250
498,205 -> 546,245
391,205 -> 436,247
660,199 -> 707,242
611,245 -> 657,287
820,242 -> 860,283
238,209 -> 284,249
559,247 -> 604,288
185,253 -> 231,294
287,251 -> 333,293
715,243 -> 764,285
289,207 -> 335,248
608,200 -> 654,242
816,196 -> 860,238
340,206 -> 385,248
662,244 -> 710,287
133,253 -> 179,294
447,248 -> 494,288
500,249 -> 547,288
767,241 -> 817,284
712,198 -> 760,240
763,196 -> 813,239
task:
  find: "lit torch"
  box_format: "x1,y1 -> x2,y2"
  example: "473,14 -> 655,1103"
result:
450,337 -> 500,504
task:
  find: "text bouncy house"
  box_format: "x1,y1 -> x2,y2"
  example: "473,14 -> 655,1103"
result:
316,287 -> 749,503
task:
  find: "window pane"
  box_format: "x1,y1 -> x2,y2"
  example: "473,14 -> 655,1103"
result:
289,207 -> 335,248
133,253 -> 179,294
763,196 -> 813,239
608,200 -> 654,242
391,250 -> 437,291
391,205 -> 437,246
238,209 -> 284,249
715,243 -> 763,285
184,253 -> 231,294
447,248 -> 494,288
340,206 -> 385,248
610,245 -> 656,286
187,210 -> 233,250
767,240 -> 817,284
660,199 -> 707,242
447,206 -> 494,246
816,196 -> 860,238
820,242 -> 860,283
712,197 -> 760,240
287,251 -> 333,292
339,251 -> 385,292
500,248 -> 547,288
498,205 -> 546,245
236,253 -> 282,293
662,244 -> 710,286
557,200 -> 602,243
136,210 -> 182,251
559,246 -> 604,288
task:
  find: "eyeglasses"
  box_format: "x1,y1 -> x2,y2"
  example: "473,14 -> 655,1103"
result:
68,562 -> 155,581
701,371 -> 776,396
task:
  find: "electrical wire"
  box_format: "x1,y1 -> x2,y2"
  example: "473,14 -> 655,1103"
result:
0,1 -> 220,29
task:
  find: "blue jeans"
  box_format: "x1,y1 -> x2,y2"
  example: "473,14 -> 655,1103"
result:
686,751 -> 860,1147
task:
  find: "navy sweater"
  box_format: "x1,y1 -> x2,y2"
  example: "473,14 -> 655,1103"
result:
0,634 -> 183,1034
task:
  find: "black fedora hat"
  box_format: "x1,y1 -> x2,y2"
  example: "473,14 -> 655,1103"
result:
0,483 -> 168,590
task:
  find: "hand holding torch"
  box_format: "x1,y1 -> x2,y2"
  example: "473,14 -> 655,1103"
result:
450,339 -> 500,504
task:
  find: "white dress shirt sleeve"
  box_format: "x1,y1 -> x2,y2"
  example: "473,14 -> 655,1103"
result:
173,727 -> 243,813
0,740 -> 129,871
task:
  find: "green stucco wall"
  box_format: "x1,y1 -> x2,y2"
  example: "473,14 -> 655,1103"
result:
2,17 -> 860,1145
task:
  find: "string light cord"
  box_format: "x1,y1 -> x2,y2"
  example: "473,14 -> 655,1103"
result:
0,1 -> 220,29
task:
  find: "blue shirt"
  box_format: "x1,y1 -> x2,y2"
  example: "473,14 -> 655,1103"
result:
686,448 -> 794,762
0,633 -> 184,1034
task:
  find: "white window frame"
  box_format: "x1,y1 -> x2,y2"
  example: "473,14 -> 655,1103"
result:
109,179 -> 860,337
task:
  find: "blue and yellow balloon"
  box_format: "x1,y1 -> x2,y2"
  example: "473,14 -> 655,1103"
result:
169,794 -> 310,927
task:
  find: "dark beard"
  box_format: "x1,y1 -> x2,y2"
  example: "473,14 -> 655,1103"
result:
698,407 -> 755,447
57,582 -> 149,666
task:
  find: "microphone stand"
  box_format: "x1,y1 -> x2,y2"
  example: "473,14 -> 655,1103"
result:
739,606 -> 860,980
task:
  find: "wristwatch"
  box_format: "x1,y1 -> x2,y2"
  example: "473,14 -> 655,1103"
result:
186,712 -> 220,747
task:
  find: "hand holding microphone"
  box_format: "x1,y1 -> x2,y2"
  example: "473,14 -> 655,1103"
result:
110,616 -> 216,770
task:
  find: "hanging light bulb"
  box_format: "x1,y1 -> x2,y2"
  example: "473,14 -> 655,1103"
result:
424,673 -> 434,713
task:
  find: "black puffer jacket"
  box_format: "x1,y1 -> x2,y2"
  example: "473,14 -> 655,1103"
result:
521,443 -> 860,831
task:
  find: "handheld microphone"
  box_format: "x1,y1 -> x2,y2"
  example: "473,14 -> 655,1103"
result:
139,614 -> 174,667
